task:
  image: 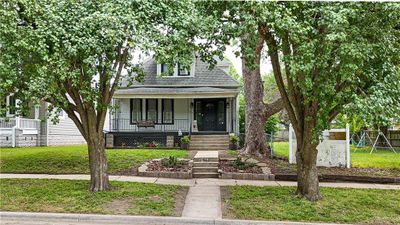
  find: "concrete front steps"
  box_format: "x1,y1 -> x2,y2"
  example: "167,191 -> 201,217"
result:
189,134 -> 229,151
192,151 -> 219,178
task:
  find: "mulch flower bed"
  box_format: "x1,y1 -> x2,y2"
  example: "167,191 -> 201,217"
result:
146,160 -> 191,172
219,160 -> 262,174
138,158 -> 193,179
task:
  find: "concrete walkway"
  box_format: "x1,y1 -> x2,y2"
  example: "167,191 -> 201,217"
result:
1,173 -> 399,189
194,150 -> 219,159
182,185 -> 221,219
0,212 -> 353,225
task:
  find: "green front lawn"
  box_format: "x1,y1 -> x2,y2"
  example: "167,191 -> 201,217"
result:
0,145 -> 188,174
272,142 -> 400,169
272,142 -> 289,158
0,179 -> 186,216
223,186 -> 400,224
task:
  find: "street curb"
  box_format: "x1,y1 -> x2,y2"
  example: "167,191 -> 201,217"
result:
0,211 -> 352,225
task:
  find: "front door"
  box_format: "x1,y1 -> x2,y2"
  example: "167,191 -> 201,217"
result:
194,99 -> 226,131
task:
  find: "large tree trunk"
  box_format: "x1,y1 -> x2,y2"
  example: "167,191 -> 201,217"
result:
240,43 -> 268,157
241,67 -> 267,156
295,130 -> 321,201
239,33 -> 283,157
87,133 -> 109,192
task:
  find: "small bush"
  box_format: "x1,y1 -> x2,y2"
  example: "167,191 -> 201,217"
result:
161,156 -> 182,168
232,157 -> 256,170
181,136 -> 190,144
230,135 -> 239,144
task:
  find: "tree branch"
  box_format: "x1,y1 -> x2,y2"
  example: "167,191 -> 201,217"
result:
264,25 -> 299,132
264,98 -> 284,118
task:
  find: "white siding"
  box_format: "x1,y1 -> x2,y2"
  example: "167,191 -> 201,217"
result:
47,116 -> 86,146
40,102 -> 86,146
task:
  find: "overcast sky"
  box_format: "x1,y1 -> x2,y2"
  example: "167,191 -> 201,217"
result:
224,45 -> 273,76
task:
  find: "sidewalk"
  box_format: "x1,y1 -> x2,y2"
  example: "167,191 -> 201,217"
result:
1,173 -> 399,189
182,185 -> 221,219
0,212 -> 353,225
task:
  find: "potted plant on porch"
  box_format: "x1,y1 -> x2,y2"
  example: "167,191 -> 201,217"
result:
180,136 -> 190,150
229,135 -> 239,150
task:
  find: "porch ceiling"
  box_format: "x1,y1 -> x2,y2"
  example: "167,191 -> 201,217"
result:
114,87 -> 239,98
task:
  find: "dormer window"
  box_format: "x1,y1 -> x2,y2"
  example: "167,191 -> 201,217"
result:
161,64 -> 172,76
158,61 -> 195,77
178,64 -> 190,76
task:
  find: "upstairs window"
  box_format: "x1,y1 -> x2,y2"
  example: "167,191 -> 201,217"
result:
8,96 -> 16,115
146,99 -> 158,123
162,99 -> 174,124
130,99 -> 142,124
178,64 -> 190,76
158,63 -> 192,77
161,64 -> 173,76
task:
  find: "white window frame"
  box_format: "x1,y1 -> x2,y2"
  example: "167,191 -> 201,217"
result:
5,95 -> 17,117
157,62 -> 195,78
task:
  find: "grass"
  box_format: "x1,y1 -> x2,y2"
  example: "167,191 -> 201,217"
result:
272,142 -> 289,158
272,142 -> 400,169
224,186 -> 400,224
226,150 -> 238,156
0,179 -> 185,216
0,145 -> 187,174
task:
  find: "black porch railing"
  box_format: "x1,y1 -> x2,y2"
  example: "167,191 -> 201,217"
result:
110,118 -> 190,132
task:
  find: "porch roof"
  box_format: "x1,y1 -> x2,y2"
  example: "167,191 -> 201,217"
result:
114,87 -> 239,98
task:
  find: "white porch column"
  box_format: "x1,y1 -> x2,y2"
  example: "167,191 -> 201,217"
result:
34,105 -> 40,119
142,98 -> 146,120
235,94 -> 240,134
15,116 -> 20,128
158,98 -> 162,124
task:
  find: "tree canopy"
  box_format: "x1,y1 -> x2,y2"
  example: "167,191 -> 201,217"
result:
259,2 -> 400,200
0,0 -> 206,191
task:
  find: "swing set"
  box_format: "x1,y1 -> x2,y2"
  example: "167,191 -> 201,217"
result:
352,130 -> 397,154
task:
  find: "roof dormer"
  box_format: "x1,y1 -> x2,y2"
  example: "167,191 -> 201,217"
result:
156,61 -> 196,77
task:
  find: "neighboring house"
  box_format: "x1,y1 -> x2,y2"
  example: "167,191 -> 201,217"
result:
106,57 -> 241,150
0,97 -> 86,147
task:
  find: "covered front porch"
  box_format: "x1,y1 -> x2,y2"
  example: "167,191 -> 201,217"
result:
109,96 -> 239,134
107,87 -> 239,148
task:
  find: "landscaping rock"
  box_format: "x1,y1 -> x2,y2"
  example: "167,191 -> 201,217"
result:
257,163 -> 267,167
138,158 -> 192,179
261,167 -> 271,174
245,158 -> 259,164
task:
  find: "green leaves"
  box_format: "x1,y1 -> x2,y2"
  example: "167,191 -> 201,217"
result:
263,2 -> 400,135
1,0 -> 204,122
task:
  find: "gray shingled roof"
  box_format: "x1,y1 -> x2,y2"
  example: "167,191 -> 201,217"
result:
115,87 -> 238,95
119,57 -> 240,88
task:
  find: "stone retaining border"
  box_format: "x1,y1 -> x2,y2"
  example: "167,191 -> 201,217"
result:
219,172 -> 275,180
138,158 -> 192,179
219,159 -> 275,181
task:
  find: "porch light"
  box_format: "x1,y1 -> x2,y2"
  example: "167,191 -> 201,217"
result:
226,102 -> 230,107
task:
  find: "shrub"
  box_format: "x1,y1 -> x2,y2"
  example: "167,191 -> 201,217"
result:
181,135 -> 190,144
230,135 -> 239,144
161,156 -> 182,168
232,157 -> 256,170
